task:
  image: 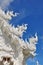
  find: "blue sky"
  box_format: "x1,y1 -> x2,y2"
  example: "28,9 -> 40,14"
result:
3,0 -> 43,65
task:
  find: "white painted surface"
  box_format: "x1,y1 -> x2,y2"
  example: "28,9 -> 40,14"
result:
0,9 -> 38,65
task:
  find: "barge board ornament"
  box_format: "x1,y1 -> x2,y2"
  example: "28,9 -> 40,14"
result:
0,9 -> 38,65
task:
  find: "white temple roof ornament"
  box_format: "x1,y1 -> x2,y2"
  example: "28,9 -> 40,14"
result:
0,9 -> 38,65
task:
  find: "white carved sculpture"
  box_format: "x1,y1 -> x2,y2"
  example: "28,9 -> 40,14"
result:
0,8 -> 38,65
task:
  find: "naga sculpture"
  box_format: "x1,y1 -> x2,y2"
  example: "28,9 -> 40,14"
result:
0,9 -> 38,65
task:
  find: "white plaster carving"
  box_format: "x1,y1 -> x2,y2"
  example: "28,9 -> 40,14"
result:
0,9 -> 38,65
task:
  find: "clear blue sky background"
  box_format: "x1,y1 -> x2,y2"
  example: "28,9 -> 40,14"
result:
8,0 -> 43,65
